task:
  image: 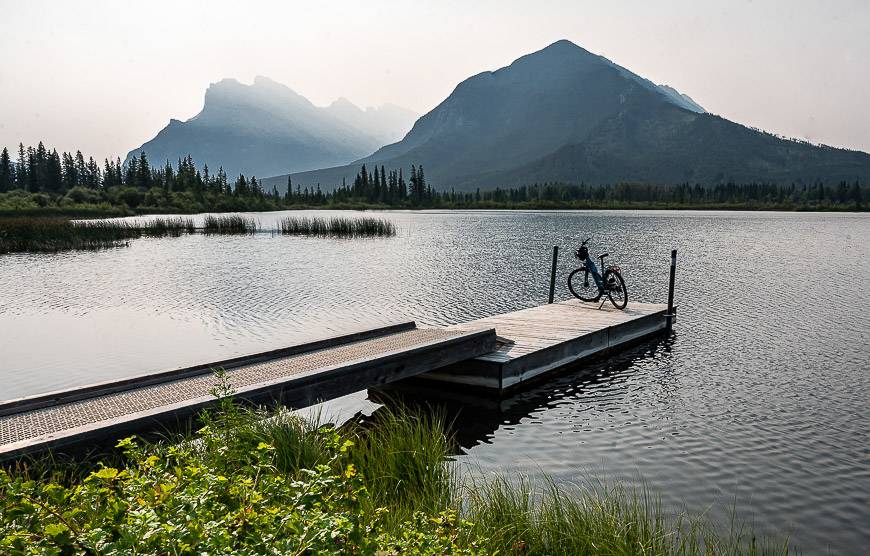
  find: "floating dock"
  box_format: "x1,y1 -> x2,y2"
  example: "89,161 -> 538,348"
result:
414,300 -> 670,390
0,300 -> 673,460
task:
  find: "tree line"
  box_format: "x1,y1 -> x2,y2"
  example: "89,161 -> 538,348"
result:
1,141 -> 866,213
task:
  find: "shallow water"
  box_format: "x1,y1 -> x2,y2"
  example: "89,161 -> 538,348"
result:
1,210 -> 868,554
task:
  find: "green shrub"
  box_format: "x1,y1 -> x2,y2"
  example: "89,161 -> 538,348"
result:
0,391 -> 788,555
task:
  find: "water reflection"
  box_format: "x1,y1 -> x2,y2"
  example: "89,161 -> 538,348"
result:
368,337 -> 672,450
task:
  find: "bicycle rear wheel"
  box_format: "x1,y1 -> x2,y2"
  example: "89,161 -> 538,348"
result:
604,269 -> 628,309
568,267 -> 602,302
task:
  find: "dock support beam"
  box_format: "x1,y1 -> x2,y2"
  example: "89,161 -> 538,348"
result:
548,245 -> 559,303
666,249 -> 677,331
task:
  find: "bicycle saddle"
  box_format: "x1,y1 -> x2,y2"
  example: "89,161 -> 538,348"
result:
598,253 -> 609,259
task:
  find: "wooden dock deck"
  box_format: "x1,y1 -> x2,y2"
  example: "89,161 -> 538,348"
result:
416,300 -> 670,390
0,323 -> 496,460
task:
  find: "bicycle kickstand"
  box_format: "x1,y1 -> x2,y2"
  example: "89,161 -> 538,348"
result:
598,297 -> 607,310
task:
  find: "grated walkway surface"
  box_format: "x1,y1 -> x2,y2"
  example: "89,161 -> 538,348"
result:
0,328 -> 462,449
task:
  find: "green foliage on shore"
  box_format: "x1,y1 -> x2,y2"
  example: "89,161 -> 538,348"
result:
1,141 -> 867,216
1,390 -> 790,555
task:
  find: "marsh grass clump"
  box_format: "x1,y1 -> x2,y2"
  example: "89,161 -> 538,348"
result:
141,217 -> 196,237
279,215 -> 396,237
0,217 -> 141,253
202,214 -> 258,235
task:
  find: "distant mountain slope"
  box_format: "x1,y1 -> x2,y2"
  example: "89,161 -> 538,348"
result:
323,98 -> 418,145
262,40 -> 870,192
471,105 -> 870,188
126,77 -> 416,179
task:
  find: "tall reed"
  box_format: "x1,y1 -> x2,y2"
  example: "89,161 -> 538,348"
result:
0,217 -> 141,253
279,215 -> 396,237
202,214 -> 258,234
141,217 -> 196,237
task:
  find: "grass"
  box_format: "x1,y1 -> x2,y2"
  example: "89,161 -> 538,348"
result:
0,213 -> 395,254
0,217 -> 141,253
0,216 -> 202,253
141,216 -> 196,237
202,214 -> 259,234
1,391 -> 791,555
279,215 -> 396,237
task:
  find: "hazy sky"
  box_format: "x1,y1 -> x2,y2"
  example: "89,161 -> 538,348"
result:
1,0 -> 868,164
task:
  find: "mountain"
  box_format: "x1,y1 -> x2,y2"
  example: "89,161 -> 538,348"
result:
262,39 -> 870,192
125,76 -> 416,180
323,98 -> 418,144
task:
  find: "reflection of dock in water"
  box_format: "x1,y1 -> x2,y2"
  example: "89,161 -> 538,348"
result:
369,336 -> 673,453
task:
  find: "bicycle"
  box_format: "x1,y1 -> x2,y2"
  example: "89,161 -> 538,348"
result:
567,237 -> 628,309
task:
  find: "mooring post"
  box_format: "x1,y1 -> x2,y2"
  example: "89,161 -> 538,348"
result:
548,245 -> 559,304
666,249 -> 677,331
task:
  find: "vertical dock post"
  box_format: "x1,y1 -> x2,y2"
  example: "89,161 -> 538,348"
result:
666,249 -> 677,331
548,245 -> 559,304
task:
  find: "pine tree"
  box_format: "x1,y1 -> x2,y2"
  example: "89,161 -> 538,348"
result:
46,149 -> 63,191
16,143 -> 28,190
398,168 -> 406,200
34,142 -> 48,191
75,151 -> 87,187
0,147 -> 11,192
417,166 -> 426,201
137,151 -> 151,188
84,155 -> 97,188
409,165 -> 419,203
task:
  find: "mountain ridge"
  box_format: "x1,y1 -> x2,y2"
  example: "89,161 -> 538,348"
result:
261,39 -> 870,192
125,77 -> 417,180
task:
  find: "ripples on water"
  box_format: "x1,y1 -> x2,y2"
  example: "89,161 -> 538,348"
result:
1,210 -> 868,554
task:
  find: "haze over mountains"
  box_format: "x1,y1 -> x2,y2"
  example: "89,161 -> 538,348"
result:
125,76 -> 417,180
263,40 -> 870,192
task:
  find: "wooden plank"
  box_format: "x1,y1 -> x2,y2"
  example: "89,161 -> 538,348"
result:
424,301 -> 670,388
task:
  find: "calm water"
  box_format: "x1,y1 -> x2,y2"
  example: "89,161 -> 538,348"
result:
1,210 -> 868,554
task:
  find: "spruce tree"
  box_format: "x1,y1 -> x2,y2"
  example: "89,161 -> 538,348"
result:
75,151 -> 87,186
417,166 -> 426,200
46,149 -> 63,191
137,151 -> 151,188
34,142 -> 48,191
0,147 -> 11,192
16,144 -> 28,190
398,168 -> 406,200
409,165 -> 418,202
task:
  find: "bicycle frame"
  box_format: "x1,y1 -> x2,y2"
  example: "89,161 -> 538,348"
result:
584,256 -> 605,290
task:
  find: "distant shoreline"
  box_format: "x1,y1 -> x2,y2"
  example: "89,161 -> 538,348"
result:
1,201 -> 868,219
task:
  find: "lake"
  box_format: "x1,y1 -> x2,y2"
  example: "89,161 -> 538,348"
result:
1,210 -> 868,554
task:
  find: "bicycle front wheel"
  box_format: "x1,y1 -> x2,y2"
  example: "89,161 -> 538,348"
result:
568,267 -> 602,302
604,269 -> 628,309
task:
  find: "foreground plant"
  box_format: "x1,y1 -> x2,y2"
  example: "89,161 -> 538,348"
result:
0,397 -> 787,555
